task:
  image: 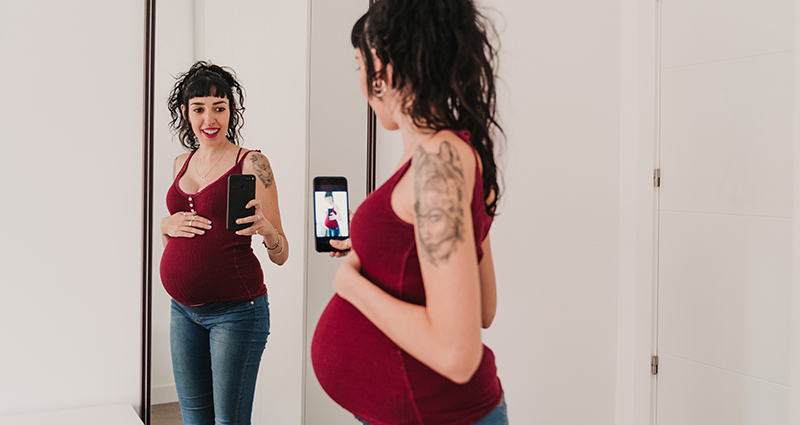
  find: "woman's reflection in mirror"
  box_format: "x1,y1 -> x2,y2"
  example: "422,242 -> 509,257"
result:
160,61 -> 289,425
312,1 -> 508,424
323,191 -> 343,237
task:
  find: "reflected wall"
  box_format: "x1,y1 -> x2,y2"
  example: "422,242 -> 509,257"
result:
303,1 -> 369,423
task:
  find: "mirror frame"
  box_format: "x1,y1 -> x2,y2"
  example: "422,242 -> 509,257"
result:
138,1 -> 376,424
140,0 -> 155,423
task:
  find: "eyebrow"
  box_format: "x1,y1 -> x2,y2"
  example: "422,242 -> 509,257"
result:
189,100 -> 229,106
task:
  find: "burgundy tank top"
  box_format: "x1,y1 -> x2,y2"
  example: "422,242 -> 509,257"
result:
160,149 -> 266,305
311,131 -> 503,425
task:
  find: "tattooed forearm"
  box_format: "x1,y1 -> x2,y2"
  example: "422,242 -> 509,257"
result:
413,141 -> 466,266
250,153 -> 274,189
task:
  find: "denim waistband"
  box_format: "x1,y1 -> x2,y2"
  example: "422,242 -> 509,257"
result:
172,294 -> 266,315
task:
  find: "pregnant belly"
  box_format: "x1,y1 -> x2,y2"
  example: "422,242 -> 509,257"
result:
159,238 -> 260,304
311,295 -> 421,423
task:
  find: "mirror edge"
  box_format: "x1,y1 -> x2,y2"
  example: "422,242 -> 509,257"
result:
140,0 -> 156,423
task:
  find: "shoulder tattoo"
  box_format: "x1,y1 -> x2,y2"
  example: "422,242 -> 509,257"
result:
413,141 -> 466,266
249,153 -> 274,189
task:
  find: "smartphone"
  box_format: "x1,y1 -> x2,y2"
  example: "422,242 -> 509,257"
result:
227,174 -> 256,232
313,176 -> 350,252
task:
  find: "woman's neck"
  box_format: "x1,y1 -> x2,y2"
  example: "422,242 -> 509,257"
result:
396,118 -> 438,167
195,140 -> 233,162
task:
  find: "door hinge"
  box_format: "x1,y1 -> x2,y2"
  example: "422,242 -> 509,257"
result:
651,355 -> 659,375
654,168 -> 661,187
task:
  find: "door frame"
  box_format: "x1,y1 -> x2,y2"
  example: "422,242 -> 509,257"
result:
617,0 -> 659,424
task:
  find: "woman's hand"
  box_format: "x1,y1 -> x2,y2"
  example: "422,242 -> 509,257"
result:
328,209 -> 354,257
333,249 -> 361,301
235,198 -> 282,247
161,211 -> 212,238
328,239 -> 352,258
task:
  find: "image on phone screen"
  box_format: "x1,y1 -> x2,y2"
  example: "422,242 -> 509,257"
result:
313,176 -> 349,252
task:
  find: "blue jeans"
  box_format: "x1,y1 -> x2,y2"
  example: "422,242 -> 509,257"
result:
355,395 -> 508,425
170,294 -> 270,425
326,227 -> 340,237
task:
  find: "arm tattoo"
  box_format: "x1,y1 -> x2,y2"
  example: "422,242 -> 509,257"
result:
413,141 -> 466,266
250,153 -> 274,189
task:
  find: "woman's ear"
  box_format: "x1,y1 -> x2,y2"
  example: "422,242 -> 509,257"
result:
370,48 -> 382,73
371,48 -> 393,87
384,63 -> 394,87
180,104 -> 187,120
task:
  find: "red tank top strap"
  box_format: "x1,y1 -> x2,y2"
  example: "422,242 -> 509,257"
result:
175,150 -> 197,181
235,148 -> 262,166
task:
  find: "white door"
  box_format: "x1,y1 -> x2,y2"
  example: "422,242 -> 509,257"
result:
656,1 -> 793,423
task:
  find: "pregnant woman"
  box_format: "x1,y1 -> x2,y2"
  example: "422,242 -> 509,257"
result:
312,1 -> 508,424
159,61 -> 289,425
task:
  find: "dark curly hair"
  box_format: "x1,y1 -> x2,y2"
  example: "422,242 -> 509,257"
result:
352,0 -> 503,216
167,61 -> 246,150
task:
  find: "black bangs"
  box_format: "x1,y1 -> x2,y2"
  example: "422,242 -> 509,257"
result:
351,12 -> 368,49
182,72 -> 233,105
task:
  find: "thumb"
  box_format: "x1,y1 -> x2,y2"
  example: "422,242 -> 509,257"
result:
330,239 -> 350,249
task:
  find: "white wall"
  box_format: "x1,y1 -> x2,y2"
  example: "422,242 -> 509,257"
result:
793,1 -> 800,423
0,0 -> 145,417
150,0 -> 194,405
483,0 -> 623,423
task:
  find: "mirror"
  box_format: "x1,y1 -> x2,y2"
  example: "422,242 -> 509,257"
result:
146,0 -> 371,424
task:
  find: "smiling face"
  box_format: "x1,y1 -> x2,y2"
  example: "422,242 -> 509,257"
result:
181,96 -> 231,145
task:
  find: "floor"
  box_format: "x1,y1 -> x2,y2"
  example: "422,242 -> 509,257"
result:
151,403 -> 183,425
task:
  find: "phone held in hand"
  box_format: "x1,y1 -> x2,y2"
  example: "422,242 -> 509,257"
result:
227,174 -> 256,232
313,176 -> 350,252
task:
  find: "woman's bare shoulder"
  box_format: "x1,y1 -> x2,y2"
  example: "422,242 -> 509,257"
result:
241,149 -> 274,189
415,131 -> 477,182
172,152 -> 191,178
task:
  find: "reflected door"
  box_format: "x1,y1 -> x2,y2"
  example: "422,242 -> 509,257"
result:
656,0 -> 792,423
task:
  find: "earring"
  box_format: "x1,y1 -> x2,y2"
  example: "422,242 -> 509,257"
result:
372,79 -> 386,98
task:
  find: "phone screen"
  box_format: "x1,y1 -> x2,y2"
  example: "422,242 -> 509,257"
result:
313,176 -> 349,252
227,174 -> 256,232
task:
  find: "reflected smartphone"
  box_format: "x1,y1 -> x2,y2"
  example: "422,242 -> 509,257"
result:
227,174 -> 256,232
313,176 -> 350,252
